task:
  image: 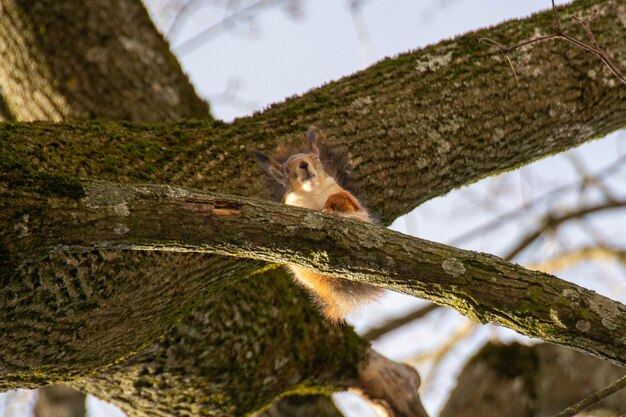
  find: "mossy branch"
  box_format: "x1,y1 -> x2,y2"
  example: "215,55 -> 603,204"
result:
1,0 -> 625,225
2,179 -> 624,382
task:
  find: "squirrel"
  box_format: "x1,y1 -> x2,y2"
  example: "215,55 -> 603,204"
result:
252,128 -> 383,322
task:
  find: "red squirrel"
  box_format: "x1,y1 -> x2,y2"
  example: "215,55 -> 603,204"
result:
252,128 -> 383,322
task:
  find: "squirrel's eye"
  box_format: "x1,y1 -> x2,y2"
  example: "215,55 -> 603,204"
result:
283,167 -> 290,174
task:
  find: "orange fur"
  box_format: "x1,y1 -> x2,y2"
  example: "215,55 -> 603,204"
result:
289,265 -> 383,322
323,191 -> 360,213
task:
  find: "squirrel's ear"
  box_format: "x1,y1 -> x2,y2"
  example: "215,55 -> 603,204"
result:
252,149 -> 285,186
307,127 -> 319,156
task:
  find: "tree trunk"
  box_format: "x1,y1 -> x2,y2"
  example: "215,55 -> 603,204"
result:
69,268 -> 365,417
1,0 -> 625,415
1,0 -> 208,414
0,0 -> 208,121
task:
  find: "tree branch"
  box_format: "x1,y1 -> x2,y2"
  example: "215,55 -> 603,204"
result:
2,0 -> 624,225
350,350 -> 428,417
551,374 -> 626,417
3,180 -> 625,379
503,200 -> 626,260
527,246 -> 626,272
173,0 -> 290,54
0,0 -> 209,121
441,342 -> 626,417
479,0 -> 626,85
1,1 -> 625,414
449,154 -> 626,247
363,304 -> 439,341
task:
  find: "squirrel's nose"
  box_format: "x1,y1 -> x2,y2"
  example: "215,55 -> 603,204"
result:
299,161 -> 309,169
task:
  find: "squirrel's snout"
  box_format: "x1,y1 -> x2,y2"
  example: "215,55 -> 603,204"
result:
299,161 -> 309,169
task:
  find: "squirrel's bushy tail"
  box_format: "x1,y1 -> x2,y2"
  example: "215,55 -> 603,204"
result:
289,265 -> 384,322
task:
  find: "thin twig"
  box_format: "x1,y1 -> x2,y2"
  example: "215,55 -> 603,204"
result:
477,38 -> 521,83
479,1 -> 626,85
503,200 -> 626,261
566,153 -> 618,203
449,154 -> 626,247
363,303 -> 440,341
551,0 -> 562,32
166,0 -> 202,42
173,0 -> 288,55
348,0 -> 376,65
405,320 -> 477,390
573,12 -> 600,49
551,374 -> 626,417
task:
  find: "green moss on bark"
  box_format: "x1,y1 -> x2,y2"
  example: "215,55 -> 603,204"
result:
74,268 -> 368,416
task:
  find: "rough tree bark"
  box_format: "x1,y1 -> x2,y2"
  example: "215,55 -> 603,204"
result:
0,0 -> 208,121
3,181 -> 625,366
1,0 -> 625,415
0,0 -> 210,414
0,0 -> 377,415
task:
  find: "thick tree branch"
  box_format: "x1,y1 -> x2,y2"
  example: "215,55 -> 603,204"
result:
350,350 -> 428,417
1,1 -> 400,414
252,394 -> 346,417
1,0 -> 624,224
0,0 -> 210,414
3,180 -> 625,378
68,267 -> 369,417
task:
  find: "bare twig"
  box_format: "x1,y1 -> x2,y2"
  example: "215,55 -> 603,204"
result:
414,321 -> 477,389
572,12 -> 600,50
550,374 -> 626,417
551,0 -> 562,32
165,0 -> 202,42
206,77 -> 259,112
503,200 -> 626,260
479,1 -> 626,84
566,153 -> 618,203
363,304 -> 440,341
173,0 -> 288,55
449,154 -> 626,247
348,0 -> 376,65
407,320 -> 476,366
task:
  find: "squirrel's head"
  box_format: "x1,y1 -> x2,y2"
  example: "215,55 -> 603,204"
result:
252,128 -> 329,193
